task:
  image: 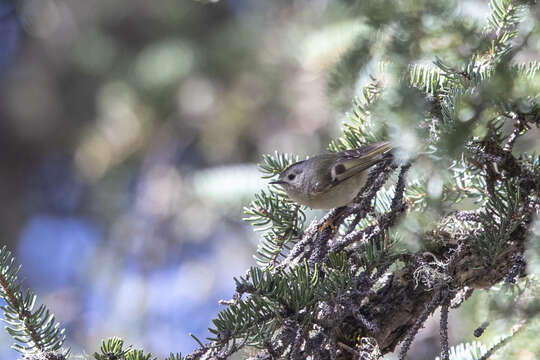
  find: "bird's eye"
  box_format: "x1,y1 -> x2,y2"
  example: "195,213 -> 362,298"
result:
288,174 -> 296,181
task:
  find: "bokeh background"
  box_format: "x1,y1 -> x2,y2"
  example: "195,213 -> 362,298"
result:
0,0 -> 538,359
0,0 -> 338,358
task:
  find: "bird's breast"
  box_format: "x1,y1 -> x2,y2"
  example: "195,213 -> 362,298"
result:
293,172 -> 368,209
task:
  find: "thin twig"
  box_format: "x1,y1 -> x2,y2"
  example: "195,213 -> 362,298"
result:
277,208 -> 342,271
331,163 -> 410,254
478,321 -> 526,360
439,291 -> 450,360
398,290 -> 442,360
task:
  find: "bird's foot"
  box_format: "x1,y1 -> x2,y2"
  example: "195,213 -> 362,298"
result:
318,219 -> 338,233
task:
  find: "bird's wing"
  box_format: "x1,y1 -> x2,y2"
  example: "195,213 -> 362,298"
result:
338,141 -> 391,161
309,142 -> 391,195
330,141 -> 391,183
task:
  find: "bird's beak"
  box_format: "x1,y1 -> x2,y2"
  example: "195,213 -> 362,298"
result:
269,180 -> 286,185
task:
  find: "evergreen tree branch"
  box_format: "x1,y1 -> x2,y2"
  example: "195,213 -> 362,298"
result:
187,1 -> 540,353
192,143 -> 537,359
0,246 -> 66,356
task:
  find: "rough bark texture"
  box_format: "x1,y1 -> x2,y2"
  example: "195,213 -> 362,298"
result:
358,231 -> 526,354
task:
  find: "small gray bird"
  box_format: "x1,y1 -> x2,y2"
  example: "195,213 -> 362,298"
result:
270,142 -> 391,209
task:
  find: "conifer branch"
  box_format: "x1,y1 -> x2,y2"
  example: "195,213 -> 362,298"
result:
0,246 -> 66,356
184,2 -> 540,357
